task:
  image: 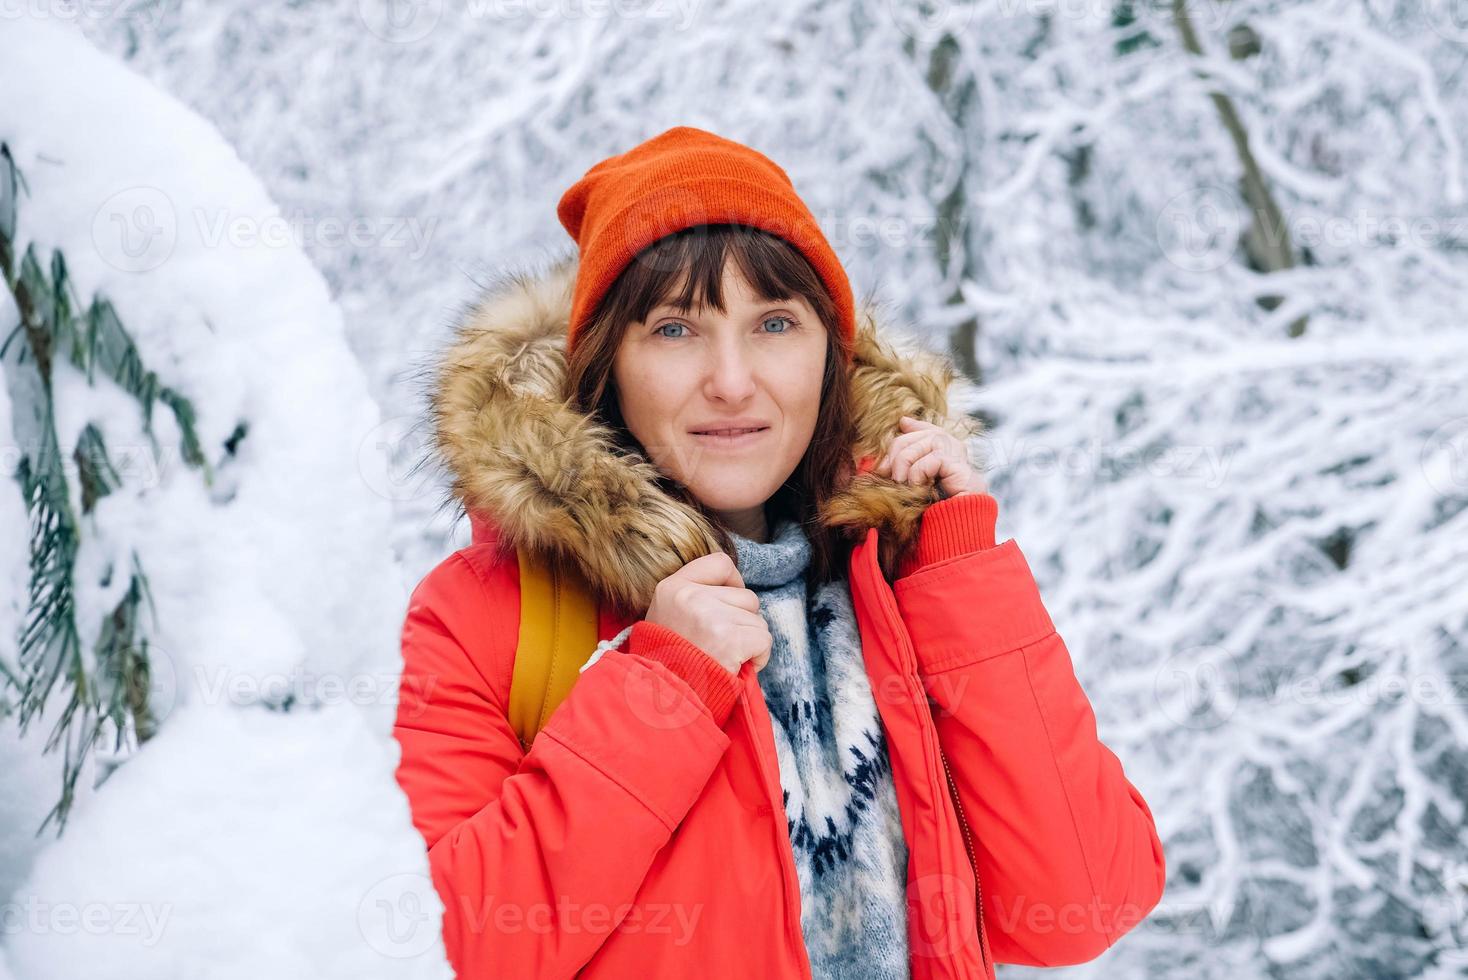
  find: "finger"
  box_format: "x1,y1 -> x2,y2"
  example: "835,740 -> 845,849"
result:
680,551 -> 745,588
730,618 -> 771,663
885,432 -> 930,480
712,586 -> 761,613
748,624 -> 773,670
876,443 -> 909,476
885,425 -> 931,451
875,438 -> 902,473
905,448 -> 947,487
898,417 -> 962,460
900,445 -> 949,486
892,433 -> 939,482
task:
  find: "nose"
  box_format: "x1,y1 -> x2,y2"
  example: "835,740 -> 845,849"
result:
701,335 -> 757,405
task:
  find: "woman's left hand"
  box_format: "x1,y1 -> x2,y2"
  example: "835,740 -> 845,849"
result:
873,415 -> 986,499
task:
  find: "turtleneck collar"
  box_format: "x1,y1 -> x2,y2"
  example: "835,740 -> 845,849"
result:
728,516 -> 812,590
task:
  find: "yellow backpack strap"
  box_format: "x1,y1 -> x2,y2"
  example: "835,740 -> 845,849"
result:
508,549 -> 601,754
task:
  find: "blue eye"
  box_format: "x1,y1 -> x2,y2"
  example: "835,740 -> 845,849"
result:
653,317 -> 795,339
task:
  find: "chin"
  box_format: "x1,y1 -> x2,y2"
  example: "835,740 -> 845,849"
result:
683,478 -> 778,513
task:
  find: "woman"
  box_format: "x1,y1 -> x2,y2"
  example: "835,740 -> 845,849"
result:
393,126 -> 1165,980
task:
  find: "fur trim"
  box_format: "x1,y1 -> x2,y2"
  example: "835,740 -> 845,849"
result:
430,252 -> 982,612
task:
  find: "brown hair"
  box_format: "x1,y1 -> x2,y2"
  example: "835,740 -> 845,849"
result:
562,224 -> 858,588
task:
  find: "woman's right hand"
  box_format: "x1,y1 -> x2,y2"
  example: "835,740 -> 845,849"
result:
644,552 -> 772,675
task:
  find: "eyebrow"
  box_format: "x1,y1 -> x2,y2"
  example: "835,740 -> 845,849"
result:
650,296 -> 787,315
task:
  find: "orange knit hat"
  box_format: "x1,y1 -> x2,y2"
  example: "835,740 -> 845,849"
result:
556,126 -> 855,358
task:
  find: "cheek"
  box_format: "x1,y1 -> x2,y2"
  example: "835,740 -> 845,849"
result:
788,351 -> 827,436
615,359 -> 678,442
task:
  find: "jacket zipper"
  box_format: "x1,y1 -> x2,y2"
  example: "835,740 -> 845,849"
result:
862,535 -> 991,977
939,742 -> 991,972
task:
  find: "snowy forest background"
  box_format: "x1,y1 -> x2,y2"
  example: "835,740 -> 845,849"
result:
2,1 -> 1466,977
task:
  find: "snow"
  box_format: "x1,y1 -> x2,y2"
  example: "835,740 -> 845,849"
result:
0,19 -> 449,980
5,704 -> 448,980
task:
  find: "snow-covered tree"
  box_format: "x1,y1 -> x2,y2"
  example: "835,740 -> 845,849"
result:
1,19 -> 438,979
1,140 -> 215,833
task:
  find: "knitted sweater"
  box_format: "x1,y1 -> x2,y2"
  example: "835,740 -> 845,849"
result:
729,516 -> 911,978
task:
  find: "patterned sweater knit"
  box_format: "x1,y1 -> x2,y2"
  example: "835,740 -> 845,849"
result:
729,516 -> 912,979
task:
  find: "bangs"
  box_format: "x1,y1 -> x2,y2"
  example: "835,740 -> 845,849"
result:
622,224 -> 835,331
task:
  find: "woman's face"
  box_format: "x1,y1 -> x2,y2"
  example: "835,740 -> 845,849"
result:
612,260 -> 828,540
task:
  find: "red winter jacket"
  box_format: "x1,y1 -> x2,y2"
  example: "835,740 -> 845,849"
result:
391,256 -> 1166,979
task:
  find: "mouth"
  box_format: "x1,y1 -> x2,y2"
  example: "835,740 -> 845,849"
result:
688,425 -> 771,449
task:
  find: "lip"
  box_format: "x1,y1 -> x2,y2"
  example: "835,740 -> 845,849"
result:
688,424 -> 771,450
688,418 -> 771,434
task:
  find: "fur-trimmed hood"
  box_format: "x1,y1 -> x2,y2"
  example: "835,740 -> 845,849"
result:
429,252 -> 982,613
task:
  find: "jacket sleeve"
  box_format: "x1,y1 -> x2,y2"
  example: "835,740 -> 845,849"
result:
392,549 -> 739,979
893,492 -> 1166,967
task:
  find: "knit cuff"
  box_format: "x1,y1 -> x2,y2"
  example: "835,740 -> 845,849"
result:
625,620 -> 741,727
897,491 -> 1000,579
